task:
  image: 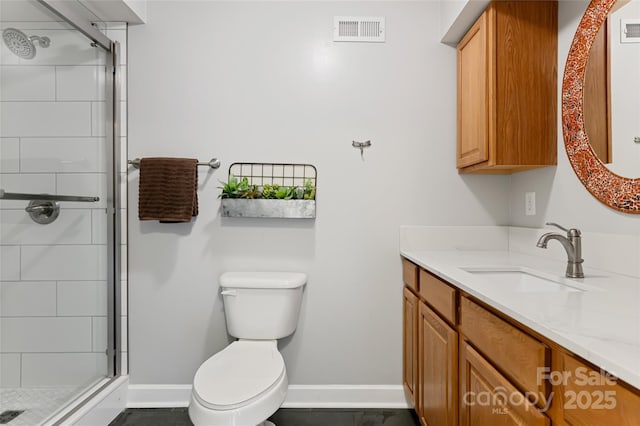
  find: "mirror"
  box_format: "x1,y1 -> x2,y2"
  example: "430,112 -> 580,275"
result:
584,0 -> 640,177
563,0 -> 640,213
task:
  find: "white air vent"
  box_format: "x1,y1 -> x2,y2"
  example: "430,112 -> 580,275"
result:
621,19 -> 640,43
333,16 -> 385,43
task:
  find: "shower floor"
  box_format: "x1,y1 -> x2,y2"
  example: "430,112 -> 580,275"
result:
0,387 -> 79,426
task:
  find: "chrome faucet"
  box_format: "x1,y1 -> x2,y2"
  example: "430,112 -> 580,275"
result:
536,222 -> 584,278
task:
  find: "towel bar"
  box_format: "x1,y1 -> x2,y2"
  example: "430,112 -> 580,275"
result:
128,158 -> 221,170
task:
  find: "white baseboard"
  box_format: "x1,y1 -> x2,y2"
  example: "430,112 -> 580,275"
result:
127,384 -> 411,409
128,384 -> 192,408
282,385 -> 411,409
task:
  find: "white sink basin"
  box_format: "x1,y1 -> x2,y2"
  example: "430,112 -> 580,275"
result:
462,267 -> 585,293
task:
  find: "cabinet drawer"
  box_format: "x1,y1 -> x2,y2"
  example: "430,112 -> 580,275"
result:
402,258 -> 419,292
419,269 -> 456,325
562,353 -> 640,425
460,297 -> 549,402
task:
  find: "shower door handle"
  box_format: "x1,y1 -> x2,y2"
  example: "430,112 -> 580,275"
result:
0,189 -> 100,225
0,189 -> 99,203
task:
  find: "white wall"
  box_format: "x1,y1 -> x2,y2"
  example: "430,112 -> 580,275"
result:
127,1 -> 509,386
0,16 -> 128,387
509,0 -> 640,236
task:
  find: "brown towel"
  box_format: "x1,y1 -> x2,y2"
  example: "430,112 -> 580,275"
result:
138,157 -> 199,222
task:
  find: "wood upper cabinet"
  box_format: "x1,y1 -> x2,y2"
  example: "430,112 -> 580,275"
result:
403,287 -> 418,405
456,1 -> 558,174
418,302 -> 458,426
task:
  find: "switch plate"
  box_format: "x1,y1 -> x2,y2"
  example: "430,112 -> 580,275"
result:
525,192 -> 536,216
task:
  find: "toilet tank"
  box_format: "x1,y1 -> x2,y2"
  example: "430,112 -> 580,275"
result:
220,272 -> 306,340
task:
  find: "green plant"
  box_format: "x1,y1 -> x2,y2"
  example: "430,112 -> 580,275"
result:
275,186 -> 295,200
262,184 -> 277,199
218,175 -> 250,198
242,184 -> 261,199
293,187 -> 305,199
219,177 -> 316,200
303,179 -> 316,200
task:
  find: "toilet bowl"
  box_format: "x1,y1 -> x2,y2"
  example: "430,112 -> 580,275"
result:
189,340 -> 287,426
188,272 -> 306,426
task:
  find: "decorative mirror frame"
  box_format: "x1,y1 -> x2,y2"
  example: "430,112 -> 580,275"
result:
563,0 -> 640,213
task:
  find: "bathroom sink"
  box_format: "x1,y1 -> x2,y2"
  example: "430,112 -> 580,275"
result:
461,267 -> 585,293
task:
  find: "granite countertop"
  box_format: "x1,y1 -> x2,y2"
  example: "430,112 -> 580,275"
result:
400,249 -> 640,390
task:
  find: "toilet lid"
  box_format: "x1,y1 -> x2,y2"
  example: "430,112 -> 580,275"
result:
192,340 -> 284,410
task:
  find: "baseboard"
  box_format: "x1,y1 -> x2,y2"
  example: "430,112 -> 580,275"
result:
128,384 -> 192,408
282,385 -> 411,409
127,384 -> 411,409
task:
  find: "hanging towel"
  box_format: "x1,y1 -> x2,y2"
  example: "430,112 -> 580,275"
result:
138,157 -> 199,222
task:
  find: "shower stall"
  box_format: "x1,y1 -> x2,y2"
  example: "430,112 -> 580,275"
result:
0,0 -> 124,424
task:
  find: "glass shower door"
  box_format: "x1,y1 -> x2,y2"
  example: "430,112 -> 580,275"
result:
0,0 -> 116,424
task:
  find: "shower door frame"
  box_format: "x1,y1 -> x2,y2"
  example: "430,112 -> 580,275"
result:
36,0 -> 124,415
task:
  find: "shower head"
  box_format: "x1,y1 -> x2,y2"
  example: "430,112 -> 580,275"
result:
2,28 -> 50,60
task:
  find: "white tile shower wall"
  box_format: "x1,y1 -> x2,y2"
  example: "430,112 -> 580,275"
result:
0,21 -> 128,387
0,354 -> 21,388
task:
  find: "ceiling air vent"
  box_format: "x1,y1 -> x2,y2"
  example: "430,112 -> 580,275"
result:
621,19 -> 640,43
333,16 -> 385,43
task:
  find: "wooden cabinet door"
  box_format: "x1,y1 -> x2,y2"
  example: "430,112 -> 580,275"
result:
457,10 -> 489,169
561,353 -> 640,425
418,302 -> 458,426
403,287 -> 418,405
460,341 -> 549,426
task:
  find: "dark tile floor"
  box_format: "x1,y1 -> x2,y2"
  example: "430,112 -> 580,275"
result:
109,408 -> 420,426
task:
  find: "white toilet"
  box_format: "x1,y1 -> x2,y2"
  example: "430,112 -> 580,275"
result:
188,272 -> 307,426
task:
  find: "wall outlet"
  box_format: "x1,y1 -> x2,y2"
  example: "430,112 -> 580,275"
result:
525,192 -> 536,216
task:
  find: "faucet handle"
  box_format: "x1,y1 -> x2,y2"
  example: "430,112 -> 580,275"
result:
546,222 -> 581,237
545,222 -> 570,232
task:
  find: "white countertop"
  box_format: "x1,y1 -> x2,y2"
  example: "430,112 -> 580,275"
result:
401,249 -> 640,390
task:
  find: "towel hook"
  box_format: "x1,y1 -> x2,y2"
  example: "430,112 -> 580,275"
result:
352,140 -> 371,159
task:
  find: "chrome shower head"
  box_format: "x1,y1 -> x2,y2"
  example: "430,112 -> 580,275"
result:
2,28 -> 50,59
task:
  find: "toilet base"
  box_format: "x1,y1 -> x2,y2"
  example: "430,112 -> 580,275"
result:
261,422 -> 275,426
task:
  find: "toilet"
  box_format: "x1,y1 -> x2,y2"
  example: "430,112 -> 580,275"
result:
188,272 -> 307,426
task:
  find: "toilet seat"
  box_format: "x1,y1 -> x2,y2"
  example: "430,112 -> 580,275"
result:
192,340 -> 284,411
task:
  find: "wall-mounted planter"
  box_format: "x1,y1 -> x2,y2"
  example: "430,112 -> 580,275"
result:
221,199 -> 316,219
219,162 -> 317,219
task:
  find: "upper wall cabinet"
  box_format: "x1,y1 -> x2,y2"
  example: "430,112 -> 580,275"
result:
456,1 -> 558,174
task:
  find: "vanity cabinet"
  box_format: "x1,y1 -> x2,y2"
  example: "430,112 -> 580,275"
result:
401,256 -> 640,426
402,259 -> 459,426
456,1 -> 558,174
